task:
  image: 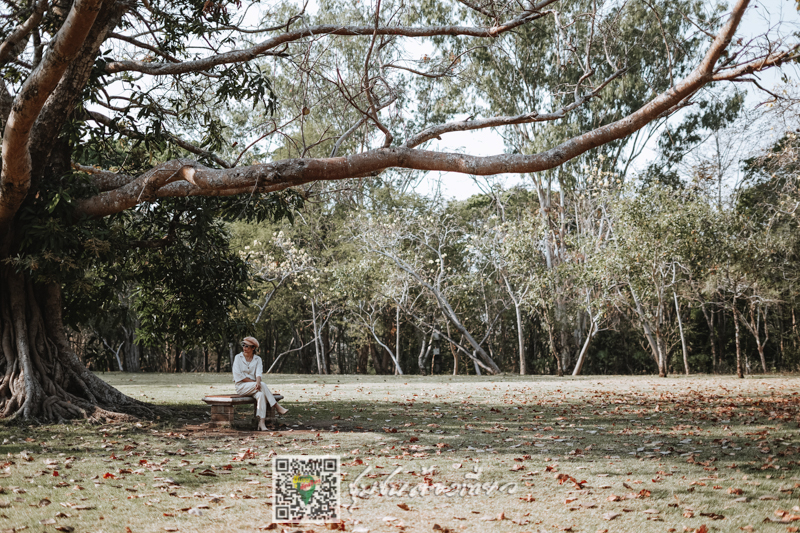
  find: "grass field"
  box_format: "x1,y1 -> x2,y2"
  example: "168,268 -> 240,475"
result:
2,373 -> 800,533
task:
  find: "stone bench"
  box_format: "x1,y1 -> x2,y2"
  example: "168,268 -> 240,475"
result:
202,394 -> 284,427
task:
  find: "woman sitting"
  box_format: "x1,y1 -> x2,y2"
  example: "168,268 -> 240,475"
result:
232,336 -> 288,431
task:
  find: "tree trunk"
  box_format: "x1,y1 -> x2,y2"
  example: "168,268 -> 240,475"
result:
674,292 -> 689,375
544,319 -> 563,377
310,299 -> 325,374
369,340 -> 383,374
416,329 -> 430,376
357,343 -> 369,374
655,328 -> 668,377
755,305 -> 768,374
733,302 -> 743,379
0,269 -> 163,421
323,321 -> 332,374
514,300 -> 526,375
699,301 -> 718,374
395,305 -> 401,375
572,320 -> 595,376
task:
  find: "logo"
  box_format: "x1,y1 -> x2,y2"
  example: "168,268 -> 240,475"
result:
292,474 -> 321,504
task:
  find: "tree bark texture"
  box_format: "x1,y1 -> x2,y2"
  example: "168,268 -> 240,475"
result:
0,268 -> 161,421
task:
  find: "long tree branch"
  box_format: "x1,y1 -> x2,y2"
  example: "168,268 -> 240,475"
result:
103,5 -> 557,76
75,0 -> 753,219
403,67 -> 625,148
0,0 -> 104,236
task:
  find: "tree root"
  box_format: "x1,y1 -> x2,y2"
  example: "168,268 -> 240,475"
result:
0,271 -> 172,423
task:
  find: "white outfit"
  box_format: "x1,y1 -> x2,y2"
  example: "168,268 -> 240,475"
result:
232,352 -> 278,419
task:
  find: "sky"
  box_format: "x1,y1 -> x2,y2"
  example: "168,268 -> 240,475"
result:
413,0 -> 800,201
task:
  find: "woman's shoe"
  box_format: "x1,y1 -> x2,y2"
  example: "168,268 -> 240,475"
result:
275,404 -> 288,416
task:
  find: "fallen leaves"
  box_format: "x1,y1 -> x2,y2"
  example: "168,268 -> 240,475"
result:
555,473 -> 586,489
770,509 -> 800,523
603,511 -> 621,520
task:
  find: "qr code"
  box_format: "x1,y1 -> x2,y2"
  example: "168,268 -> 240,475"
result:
273,455 -> 340,523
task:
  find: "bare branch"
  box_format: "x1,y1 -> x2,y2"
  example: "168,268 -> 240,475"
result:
711,49 -> 800,81
85,109 -> 233,168
103,10 -> 556,76
108,32 -> 181,63
403,67 -> 625,148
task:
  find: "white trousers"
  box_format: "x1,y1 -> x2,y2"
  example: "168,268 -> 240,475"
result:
235,381 -> 277,419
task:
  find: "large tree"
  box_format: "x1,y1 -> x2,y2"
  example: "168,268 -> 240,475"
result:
0,0 -> 794,420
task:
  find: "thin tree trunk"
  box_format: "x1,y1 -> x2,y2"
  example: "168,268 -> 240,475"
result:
755,305 -> 768,373
674,291 -> 689,375
572,320 -> 595,376
310,298 -> 325,374
417,329 -> 433,376
733,300 -> 743,379
699,302 -> 718,374
544,318 -> 563,377
514,301 -> 526,375
445,322 -> 458,375
473,353 -> 481,376
779,306 -> 785,370
395,305 -> 401,375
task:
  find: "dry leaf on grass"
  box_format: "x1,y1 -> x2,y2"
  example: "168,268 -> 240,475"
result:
602,512 -> 620,520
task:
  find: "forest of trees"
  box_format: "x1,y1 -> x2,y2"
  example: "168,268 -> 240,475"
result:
74,98 -> 800,379
1,0 -> 797,419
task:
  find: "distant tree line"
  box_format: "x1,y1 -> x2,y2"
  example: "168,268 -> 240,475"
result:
69,118 -> 800,377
